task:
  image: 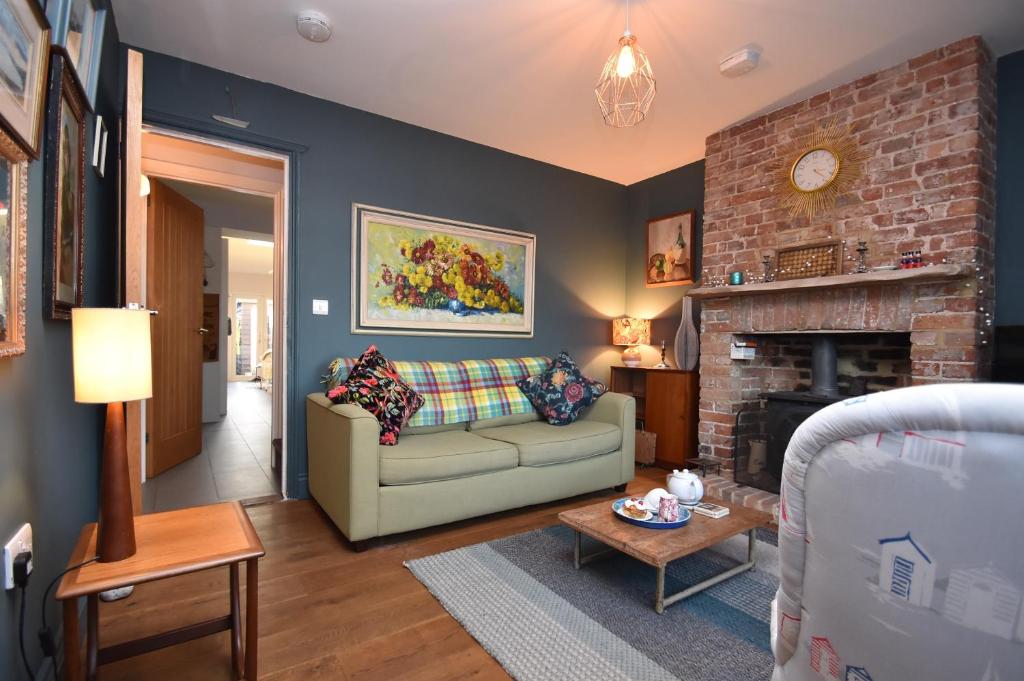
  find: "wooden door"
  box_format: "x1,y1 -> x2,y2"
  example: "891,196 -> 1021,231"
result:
147,180 -> 205,476
645,370 -> 699,467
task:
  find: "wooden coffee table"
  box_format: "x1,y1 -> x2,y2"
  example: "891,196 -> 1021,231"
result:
558,499 -> 766,613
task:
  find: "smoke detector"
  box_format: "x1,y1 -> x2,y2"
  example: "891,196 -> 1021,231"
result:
296,10 -> 332,43
719,47 -> 761,78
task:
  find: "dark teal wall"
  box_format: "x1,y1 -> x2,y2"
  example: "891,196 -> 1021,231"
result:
0,14 -> 122,681
136,50 -> 631,499
996,50 -> 1024,326
624,160 -> 705,366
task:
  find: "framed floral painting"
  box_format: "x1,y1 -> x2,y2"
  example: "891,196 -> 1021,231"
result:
0,147 -> 26,357
645,209 -> 695,288
351,204 -> 535,337
42,51 -> 85,320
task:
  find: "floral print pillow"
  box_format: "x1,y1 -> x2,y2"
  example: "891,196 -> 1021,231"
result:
325,345 -> 424,445
517,351 -> 607,425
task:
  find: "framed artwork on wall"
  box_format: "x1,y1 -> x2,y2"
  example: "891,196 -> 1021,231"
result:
0,146 -> 27,357
43,51 -> 86,320
0,0 -> 50,160
45,0 -> 106,110
645,209 -> 696,288
351,204 -> 535,338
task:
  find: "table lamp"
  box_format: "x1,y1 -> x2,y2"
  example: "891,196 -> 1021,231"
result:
72,308 -> 153,562
612,317 -> 650,367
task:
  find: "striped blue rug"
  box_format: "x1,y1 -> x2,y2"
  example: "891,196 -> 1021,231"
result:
406,525 -> 779,681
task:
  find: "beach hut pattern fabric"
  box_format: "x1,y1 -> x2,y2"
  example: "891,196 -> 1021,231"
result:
767,385 -> 1024,681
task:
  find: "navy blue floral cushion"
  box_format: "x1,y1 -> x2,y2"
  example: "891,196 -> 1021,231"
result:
517,351 -> 607,425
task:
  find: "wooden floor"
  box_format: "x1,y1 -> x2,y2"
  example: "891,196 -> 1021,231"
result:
97,467 -> 672,680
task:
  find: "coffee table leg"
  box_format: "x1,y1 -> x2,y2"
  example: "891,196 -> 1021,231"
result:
573,530 -> 581,569
655,565 -> 666,614
656,529 -> 758,614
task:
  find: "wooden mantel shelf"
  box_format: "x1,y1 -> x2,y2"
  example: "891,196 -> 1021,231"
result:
687,263 -> 973,300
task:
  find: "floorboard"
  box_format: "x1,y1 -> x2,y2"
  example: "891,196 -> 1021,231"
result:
97,467 -> 672,680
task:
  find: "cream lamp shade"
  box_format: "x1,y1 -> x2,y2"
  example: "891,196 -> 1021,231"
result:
611,317 -> 651,346
72,308 -> 153,403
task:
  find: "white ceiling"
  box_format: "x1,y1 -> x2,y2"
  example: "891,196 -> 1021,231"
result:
114,0 -> 1024,185
227,237 -> 274,276
163,180 -> 275,234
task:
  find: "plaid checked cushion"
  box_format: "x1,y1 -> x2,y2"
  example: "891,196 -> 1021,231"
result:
323,355 -> 549,427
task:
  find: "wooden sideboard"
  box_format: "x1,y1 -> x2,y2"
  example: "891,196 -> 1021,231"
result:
609,366 -> 699,469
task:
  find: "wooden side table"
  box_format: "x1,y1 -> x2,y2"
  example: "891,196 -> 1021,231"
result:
56,502 -> 265,681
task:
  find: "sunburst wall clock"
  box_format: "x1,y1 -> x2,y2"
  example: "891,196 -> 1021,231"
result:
773,119 -> 867,219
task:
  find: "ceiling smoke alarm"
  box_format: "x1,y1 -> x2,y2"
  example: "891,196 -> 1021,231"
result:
719,47 -> 761,78
296,10 -> 332,43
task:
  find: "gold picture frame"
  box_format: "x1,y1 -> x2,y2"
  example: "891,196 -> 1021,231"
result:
0,0 -> 50,160
0,145 -> 27,357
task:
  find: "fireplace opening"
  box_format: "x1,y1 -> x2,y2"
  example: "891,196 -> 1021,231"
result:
733,332 -> 912,494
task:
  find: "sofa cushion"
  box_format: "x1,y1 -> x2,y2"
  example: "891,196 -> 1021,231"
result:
517,352 -> 607,425
379,431 -> 519,485
325,356 -> 549,427
473,421 -> 621,467
326,345 -> 424,446
403,421 -> 467,436
468,411 -> 541,430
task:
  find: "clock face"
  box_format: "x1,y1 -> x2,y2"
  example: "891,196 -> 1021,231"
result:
791,148 -> 839,192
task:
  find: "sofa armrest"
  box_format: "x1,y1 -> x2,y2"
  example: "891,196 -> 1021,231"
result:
579,391 -> 636,483
306,393 -> 381,541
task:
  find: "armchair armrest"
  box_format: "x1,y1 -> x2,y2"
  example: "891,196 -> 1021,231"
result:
306,393 -> 381,541
579,391 -> 636,483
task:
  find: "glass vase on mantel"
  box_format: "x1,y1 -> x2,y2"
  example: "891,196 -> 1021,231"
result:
673,296 -> 700,371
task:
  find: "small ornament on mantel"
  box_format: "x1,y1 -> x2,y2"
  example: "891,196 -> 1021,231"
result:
855,241 -> 869,273
762,254 -> 774,283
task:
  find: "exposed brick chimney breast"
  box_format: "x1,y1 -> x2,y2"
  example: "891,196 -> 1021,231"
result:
695,36 -> 996,466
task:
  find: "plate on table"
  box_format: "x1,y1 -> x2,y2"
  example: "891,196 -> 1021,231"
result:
612,498 -> 691,530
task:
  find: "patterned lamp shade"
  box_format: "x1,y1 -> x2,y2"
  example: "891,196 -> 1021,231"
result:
612,317 -> 651,346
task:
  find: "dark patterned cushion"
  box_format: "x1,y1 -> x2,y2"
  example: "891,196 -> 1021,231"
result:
517,351 -> 607,425
325,345 -> 424,445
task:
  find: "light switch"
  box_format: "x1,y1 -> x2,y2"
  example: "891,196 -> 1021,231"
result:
312,299 -> 329,316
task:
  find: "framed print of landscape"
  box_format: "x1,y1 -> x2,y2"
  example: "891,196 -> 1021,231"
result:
351,204 -> 535,338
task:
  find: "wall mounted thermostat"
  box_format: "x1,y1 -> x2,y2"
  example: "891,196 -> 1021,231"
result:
312,299 -> 329,316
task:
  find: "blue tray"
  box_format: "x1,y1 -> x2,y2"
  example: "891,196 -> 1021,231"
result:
611,498 -> 691,530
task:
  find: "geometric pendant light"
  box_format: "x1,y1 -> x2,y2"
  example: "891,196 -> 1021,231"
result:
595,0 -> 656,127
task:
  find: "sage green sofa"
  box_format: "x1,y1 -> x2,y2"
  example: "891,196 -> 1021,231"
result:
306,391 -> 635,546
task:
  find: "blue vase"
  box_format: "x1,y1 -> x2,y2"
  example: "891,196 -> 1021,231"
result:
448,299 -> 468,316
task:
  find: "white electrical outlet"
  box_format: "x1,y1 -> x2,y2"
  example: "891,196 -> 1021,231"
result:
312,299 -> 329,316
3,523 -> 32,590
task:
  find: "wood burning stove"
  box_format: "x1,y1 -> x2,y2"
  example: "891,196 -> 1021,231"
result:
735,335 -> 845,494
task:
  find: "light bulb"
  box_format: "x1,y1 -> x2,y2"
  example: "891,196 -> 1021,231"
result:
616,44 -> 636,78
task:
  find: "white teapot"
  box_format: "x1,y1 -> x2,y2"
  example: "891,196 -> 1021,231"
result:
666,469 -> 704,506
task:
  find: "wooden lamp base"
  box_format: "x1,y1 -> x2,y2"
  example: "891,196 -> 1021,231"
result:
97,401 -> 137,562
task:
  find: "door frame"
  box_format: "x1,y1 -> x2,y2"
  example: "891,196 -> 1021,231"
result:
134,125 -> 292,497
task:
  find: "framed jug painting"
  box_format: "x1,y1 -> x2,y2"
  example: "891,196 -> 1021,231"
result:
351,204 -> 535,338
43,51 -> 85,320
645,209 -> 695,288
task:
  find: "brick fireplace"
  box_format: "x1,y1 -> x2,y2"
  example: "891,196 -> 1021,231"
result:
689,36 -> 997,477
